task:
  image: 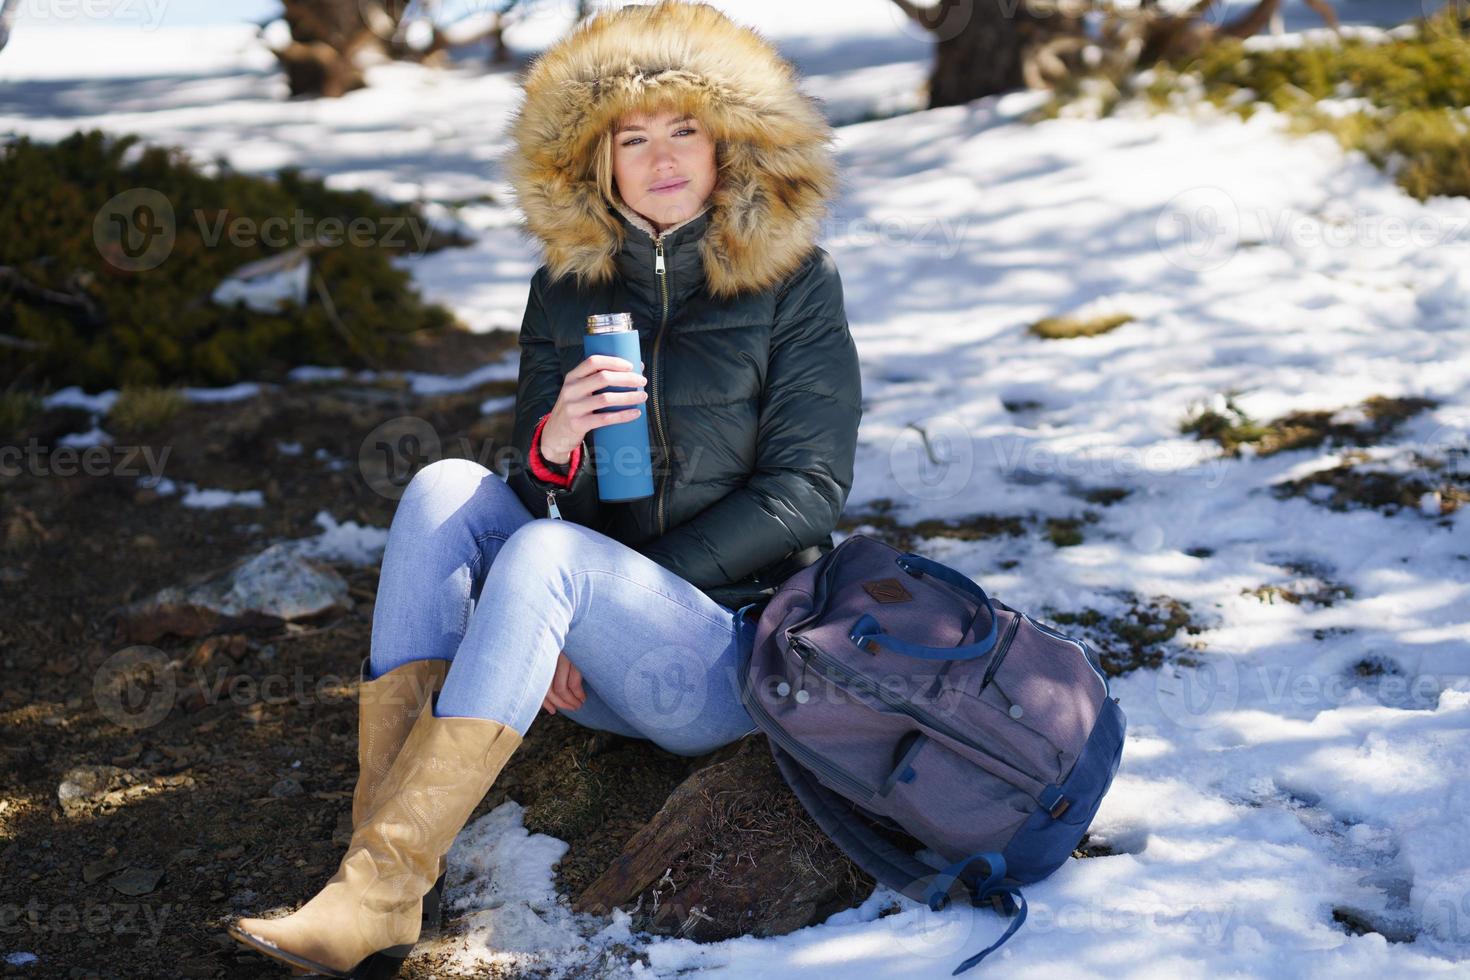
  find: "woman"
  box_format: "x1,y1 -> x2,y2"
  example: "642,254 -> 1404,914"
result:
228,1 -> 861,975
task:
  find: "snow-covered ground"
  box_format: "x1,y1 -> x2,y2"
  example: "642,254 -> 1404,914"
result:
4,3 -> 1469,977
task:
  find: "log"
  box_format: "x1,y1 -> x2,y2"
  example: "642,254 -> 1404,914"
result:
573,734 -> 878,942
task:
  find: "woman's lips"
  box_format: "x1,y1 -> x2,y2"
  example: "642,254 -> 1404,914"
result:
650,179 -> 689,193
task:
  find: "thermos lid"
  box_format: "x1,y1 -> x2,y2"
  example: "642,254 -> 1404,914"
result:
586,312 -> 634,335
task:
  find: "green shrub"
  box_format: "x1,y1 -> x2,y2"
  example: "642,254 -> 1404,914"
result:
108,385 -> 186,433
0,388 -> 40,440
1038,8 -> 1470,201
0,130 -> 460,392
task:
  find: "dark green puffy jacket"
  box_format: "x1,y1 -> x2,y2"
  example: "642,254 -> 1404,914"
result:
505,205 -> 862,610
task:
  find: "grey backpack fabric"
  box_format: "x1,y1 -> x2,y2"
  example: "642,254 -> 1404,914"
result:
735,533 -> 1127,974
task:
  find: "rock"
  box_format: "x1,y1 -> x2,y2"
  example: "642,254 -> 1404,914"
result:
573,735 -> 873,942
108,543 -> 352,643
109,866 -> 163,896
269,778 -> 303,799
81,854 -> 125,884
57,765 -> 127,817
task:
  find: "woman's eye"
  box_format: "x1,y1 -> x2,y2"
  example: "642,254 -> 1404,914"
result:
620,129 -> 695,147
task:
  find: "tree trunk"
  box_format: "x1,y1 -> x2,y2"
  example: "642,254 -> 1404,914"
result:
894,0 -> 1085,108
276,0 -> 385,98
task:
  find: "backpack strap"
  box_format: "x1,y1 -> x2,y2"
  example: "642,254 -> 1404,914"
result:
768,742 -> 1030,975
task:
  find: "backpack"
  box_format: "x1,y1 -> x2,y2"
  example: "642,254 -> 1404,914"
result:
734,533 -> 1126,974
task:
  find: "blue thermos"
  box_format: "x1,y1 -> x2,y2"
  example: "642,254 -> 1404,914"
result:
582,313 -> 655,501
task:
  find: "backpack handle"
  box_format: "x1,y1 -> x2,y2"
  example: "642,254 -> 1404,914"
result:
847,554 -> 999,661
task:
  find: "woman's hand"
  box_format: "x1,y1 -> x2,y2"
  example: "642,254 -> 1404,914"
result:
541,651 -> 586,714
540,355 -> 647,465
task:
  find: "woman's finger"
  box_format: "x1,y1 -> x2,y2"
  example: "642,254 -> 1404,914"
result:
567,661 -> 585,702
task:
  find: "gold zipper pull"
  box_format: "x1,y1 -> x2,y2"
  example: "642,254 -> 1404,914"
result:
654,238 -> 665,276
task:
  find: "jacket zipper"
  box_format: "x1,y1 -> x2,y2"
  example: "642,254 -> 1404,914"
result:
790,634 -> 1049,804
650,235 -> 670,535
544,489 -> 563,520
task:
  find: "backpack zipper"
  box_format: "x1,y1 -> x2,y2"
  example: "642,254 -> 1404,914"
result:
737,656 -> 879,802
922,609 -> 1020,700
978,613 -> 1022,694
649,235 -> 671,535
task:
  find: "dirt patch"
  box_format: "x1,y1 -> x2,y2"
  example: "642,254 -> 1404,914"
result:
1271,448 -> 1470,518
0,329 -> 675,979
1181,393 -> 1438,459
839,497 -> 1098,553
1042,593 -> 1209,676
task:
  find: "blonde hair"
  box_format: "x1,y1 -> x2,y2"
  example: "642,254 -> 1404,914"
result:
593,128 -> 618,211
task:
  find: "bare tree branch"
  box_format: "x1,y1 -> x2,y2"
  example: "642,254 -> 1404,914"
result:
1217,0 -> 1282,40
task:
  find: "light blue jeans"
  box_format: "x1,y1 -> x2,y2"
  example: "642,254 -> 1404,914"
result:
368,458 -> 759,757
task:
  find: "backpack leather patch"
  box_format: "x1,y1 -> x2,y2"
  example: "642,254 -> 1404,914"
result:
862,577 -> 913,603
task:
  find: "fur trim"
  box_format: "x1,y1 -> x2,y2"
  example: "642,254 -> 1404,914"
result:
504,0 -> 838,299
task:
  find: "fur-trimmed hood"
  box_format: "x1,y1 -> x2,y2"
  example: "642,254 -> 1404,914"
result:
503,0 -> 839,299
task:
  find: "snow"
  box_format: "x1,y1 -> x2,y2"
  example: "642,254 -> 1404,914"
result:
5,3 -> 1470,977
179,486 -> 265,509
286,511 -> 389,566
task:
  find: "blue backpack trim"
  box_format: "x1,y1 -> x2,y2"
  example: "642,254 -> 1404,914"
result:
1003,695 -> 1127,884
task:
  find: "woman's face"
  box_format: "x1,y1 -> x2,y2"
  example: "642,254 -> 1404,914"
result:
611,109 -> 717,235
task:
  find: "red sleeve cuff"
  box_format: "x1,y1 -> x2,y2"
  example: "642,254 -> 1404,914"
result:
529,414 -> 581,487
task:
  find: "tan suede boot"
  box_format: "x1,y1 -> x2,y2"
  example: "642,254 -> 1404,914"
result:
229,709 -> 522,978
352,657 -> 449,935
